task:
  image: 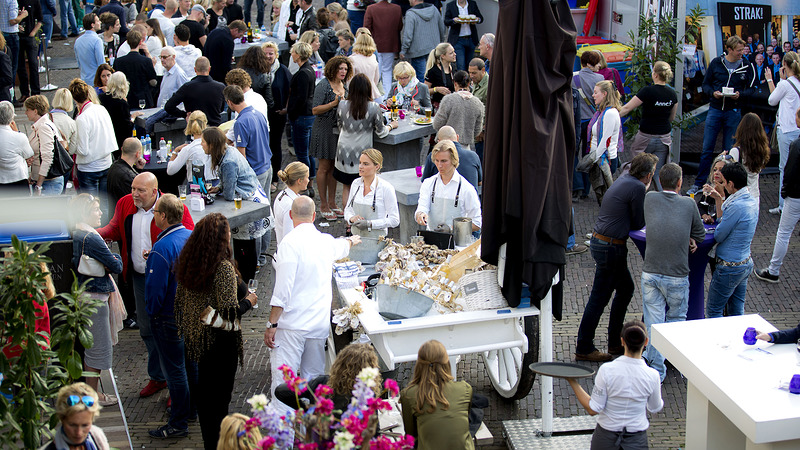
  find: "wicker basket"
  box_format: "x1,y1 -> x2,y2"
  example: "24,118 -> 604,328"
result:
458,269 -> 508,311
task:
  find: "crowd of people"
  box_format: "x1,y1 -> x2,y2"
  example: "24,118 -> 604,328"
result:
3,1 -> 800,448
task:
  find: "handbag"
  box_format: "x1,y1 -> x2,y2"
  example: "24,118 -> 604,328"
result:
39,121 -> 73,179
77,233 -> 106,277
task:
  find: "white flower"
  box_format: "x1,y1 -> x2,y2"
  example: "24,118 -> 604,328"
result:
333,430 -> 355,449
246,394 -> 269,411
356,367 -> 381,389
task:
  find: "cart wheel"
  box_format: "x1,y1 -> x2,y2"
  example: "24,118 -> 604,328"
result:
481,315 -> 538,400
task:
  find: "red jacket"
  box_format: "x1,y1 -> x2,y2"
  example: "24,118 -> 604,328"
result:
364,1 -> 403,53
98,193 -> 194,280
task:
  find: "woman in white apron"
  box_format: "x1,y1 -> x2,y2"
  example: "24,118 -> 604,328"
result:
344,149 -> 400,239
274,161 -> 310,246
415,140 -> 482,233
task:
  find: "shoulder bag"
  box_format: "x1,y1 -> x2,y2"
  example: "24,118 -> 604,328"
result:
40,121 -> 73,179
77,233 -> 106,277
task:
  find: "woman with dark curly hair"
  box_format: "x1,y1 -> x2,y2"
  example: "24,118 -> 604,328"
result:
311,55 -> 352,220
237,46 -> 275,108
174,212 -> 257,450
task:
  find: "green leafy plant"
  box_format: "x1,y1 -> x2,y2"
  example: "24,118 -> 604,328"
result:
622,5 -> 705,140
0,236 -> 102,448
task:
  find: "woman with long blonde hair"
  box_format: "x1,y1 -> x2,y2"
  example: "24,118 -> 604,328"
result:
400,340 -> 474,450
424,43 -> 456,106
589,80 -> 623,173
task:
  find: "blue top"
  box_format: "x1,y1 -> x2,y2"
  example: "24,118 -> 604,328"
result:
233,105 -> 272,176
74,30 -> 105,85
145,224 -> 191,317
72,229 -> 124,293
218,146 -> 260,201
714,188 -> 758,262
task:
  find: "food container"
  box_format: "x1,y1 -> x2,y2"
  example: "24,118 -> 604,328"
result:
374,283 -> 434,320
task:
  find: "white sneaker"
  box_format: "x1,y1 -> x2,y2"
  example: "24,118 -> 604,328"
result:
585,233 -> 592,239
768,207 -> 782,215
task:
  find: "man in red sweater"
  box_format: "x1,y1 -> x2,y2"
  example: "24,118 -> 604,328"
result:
364,0 -> 402,102
99,172 -> 194,398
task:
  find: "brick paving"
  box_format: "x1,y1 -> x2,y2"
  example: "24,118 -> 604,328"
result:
24,9 -> 800,449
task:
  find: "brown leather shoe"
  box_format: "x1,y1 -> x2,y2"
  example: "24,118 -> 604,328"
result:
575,350 -> 613,362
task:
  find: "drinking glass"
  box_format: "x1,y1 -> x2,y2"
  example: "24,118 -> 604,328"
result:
248,279 -> 258,309
138,99 -> 146,110
424,107 -> 432,120
178,185 -> 187,201
700,185 -> 711,206
234,194 -> 242,209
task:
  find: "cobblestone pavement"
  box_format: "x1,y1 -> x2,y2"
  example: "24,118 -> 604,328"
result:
25,16 -> 800,450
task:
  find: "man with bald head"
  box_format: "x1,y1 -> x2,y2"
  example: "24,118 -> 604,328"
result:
164,56 -> 226,126
99,172 -> 195,399
265,195 -> 360,413
422,125 -> 482,188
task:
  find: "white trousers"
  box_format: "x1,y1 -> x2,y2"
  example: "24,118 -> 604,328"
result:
768,196 -> 800,276
376,52 -> 395,103
269,328 -> 326,405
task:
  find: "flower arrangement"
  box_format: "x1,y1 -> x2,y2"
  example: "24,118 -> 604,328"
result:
243,365 -> 414,450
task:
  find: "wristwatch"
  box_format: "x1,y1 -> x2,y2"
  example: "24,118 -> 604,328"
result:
266,322 -> 279,329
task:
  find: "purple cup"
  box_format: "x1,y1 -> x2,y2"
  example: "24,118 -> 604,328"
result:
743,327 -> 757,345
415,166 -> 422,178
790,375 -> 800,394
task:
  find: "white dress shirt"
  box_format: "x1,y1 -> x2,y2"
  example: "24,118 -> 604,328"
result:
415,171 -> 482,227
457,2 -> 471,37
589,355 -> 664,433
0,124 -> 34,184
343,176 -> 400,233
273,188 -> 299,245
157,63 -> 189,108
131,203 -> 156,274
166,137 -> 217,182
270,222 -> 350,339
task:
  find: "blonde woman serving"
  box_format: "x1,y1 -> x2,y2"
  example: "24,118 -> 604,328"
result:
343,149 -> 399,238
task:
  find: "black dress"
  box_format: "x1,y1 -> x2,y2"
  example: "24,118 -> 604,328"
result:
99,92 -> 132,150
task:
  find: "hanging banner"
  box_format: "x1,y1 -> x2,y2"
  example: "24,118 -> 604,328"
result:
717,3 -> 772,44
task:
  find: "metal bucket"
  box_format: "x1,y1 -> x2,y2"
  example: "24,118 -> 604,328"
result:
347,237 -> 387,265
374,283 -> 434,320
453,217 -> 473,247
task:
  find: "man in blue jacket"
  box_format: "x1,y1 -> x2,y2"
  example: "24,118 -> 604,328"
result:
145,193 -> 193,439
687,36 -> 751,195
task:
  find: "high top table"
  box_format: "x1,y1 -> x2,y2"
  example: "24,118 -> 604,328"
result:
185,195 -> 270,230
652,315 -> 800,449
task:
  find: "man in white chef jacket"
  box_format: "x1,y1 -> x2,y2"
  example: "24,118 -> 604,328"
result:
264,196 -> 360,407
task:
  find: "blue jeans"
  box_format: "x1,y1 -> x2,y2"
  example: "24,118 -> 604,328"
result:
41,176 -> 64,195
243,0 -> 264,27
144,108 -> 176,135
453,36 -> 475,72
3,33 -> 19,89
576,237 -> 634,354
706,259 -> 753,318
777,127 -> 800,209
567,207 -> 575,249
76,168 -> 109,218
40,14 -> 53,54
290,115 -> 315,175
641,272 -> 689,381
410,56 -> 427,82
60,0 -> 79,36
132,271 -> 165,382
695,107 -> 741,187
151,315 -> 190,430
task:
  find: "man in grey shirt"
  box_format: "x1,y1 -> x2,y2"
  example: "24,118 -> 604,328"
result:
641,163 -> 705,381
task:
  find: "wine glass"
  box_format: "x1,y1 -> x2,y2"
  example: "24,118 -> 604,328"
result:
699,185 -> 711,207
138,99 -> 146,110
248,279 -> 258,309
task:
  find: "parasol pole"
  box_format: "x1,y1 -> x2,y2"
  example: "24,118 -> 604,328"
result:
539,274 -> 556,436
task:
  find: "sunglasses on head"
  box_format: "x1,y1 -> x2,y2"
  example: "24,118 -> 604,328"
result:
67,395 -> 95,407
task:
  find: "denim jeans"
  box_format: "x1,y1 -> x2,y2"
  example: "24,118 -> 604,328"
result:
567,207 -> 575,249
641,271 -> 689,381
60,0 -> 79,36
3,33 -> 19,87
695,107 -> 741,187
410,56 -> 427,82
255,170 -> 272,260
576,237 -> 634,354
453,36 -> 475,72
132,272 -> 165,382
151,315 -> 190,430
290,115 -> 315,175
144,108 -> 176,135
41,176 -> 64,195
706,259 -> 753,318
76,168 -> 109,217
243,0 -> 264,27
768,197 -> 800,275
40,14 -> 53,55
777,127 -> 800,208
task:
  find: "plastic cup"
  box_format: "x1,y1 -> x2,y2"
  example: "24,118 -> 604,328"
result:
790,374 -> 800,394
178,185 -> 187,201
743,327 -> 757,345
234,195 -> 242,209
415,166 -> 422,178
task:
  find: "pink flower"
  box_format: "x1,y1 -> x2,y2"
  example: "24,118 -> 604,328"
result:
316,397 -> 334,416
257,436 -> 276,449
278,364 -> 296,382
367,397 -> 392,413
315,384 -> 333,397
298,443 -> 319,450
289,377 -> 308,395
383,379 -> 399,397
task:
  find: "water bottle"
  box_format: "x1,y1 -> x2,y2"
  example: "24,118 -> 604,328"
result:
260,25 -> 266,36
145,134 -> 151,154
159,137 -> 167,162
142,137 -> 151,162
